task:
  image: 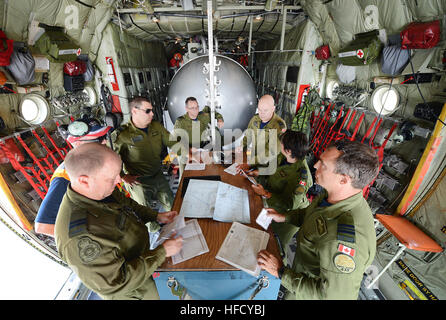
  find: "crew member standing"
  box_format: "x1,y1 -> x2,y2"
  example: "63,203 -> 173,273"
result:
113,97 -> 177,214
257,140 -> 379,300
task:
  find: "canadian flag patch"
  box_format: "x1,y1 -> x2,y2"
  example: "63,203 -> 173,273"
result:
299,180 -> 306,186
338,244 -> 355,257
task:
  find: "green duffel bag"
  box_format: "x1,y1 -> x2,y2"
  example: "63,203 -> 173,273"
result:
338,30 -> 383,66
33,28 -> 80,63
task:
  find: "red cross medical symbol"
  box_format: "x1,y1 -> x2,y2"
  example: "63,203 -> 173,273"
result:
356,49 -> 364,59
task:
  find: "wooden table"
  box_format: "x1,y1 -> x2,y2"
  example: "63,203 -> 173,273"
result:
158,161 -> 281,271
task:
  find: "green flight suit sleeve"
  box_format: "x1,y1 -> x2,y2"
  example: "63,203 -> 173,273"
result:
110,131 -> 128,177
281,239 -> 360,300
170,119 -> 189,155
242,117 -> 255,150
267,164 -> 309,212
113,189 -> 158,224
280,267 -> 324,299
202,106 -> 224,121
284,208 -> 306,227
159,123 -> 177,149
268,181 -> 301,213
63,234 -> 166,298
110,130 -> 122,154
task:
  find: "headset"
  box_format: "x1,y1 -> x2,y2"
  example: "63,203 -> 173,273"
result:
66,118 -> 101,137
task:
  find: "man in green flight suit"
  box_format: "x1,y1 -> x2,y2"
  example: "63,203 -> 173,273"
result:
237,94 -> 286,174
172,96 -> 224,176
112,97 -> 178,213
245,130 -> 313,260
55,143 -> 183,300
257,140 -> 379,300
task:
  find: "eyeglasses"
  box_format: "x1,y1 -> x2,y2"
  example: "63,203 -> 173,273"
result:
136,107 -> 154,114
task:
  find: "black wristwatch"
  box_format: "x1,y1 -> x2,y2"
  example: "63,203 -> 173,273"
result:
278,265 -> 286,279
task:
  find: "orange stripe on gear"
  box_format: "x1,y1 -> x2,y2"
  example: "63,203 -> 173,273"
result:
50,168 -> 70,182
117,182 -> 131,198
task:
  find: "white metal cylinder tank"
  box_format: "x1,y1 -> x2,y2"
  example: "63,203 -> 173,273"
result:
167,54 -> 258,144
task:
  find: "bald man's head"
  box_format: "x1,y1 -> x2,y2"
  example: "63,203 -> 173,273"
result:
64,143 -> 122,200
258,95 -> 275,122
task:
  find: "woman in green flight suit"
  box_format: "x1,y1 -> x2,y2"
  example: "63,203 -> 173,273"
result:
246,130 -> 313,259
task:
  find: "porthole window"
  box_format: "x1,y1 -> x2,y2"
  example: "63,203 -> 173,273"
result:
83,87 -> 97,106
371,85 -> 400,116
326,80 -> 339,100
19,94 -> 49,125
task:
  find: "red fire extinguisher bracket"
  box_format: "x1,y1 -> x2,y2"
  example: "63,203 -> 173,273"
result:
106,57 -> 119,91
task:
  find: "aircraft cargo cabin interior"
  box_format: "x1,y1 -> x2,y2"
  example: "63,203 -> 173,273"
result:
0,0 -> 445,302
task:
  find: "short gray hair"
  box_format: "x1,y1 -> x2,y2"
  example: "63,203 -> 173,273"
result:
329,140 -> 380,189
64,143 -> 119,180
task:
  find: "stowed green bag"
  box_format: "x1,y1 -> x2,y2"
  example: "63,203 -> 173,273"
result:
33,26 -> 79,63
338,30 -> 383,66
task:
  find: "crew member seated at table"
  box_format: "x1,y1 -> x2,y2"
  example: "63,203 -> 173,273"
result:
172,96 -> 224,176
241,130 -> 313,256
236,94 -> 286,169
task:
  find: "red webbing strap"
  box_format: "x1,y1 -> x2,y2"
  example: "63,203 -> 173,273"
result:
369,118 -> 383,147
319,106 -> 346,155
311,103 -> 333,146
361,116 -> 379,144
0,142 -> 47,199
331,108 -> 352,141
314,106 -> 344,157
311,103 -> 331,145
364,122 -> 398,199
15,134 -> 52,183
32,129 -> 59,168
349,112 -> 365,141
312,104 -> 335,153
41,126 -> 68,159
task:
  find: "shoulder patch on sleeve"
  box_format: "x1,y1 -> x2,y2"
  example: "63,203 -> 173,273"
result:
333,253 -> 356,273
77,236 -> 102,264
315,215 -> 327,236
337,212 -> 356,243
294,185 -> 305,194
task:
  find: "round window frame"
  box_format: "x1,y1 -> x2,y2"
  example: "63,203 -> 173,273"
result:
19,94 -> 50,125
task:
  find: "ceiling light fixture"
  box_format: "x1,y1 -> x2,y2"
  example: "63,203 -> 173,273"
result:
255,15 -> 262,20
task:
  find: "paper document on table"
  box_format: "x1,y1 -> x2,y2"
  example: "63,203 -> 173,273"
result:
171,219 -> 209,264
256,208 -> 272,230
216,222 -> 269,277
185,163 -> 206,171
180,179 -> 250,223
180,179 -> 219,219
150,214 -> 186,249
213,183 -> 250,224
224,163 -> 239,175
